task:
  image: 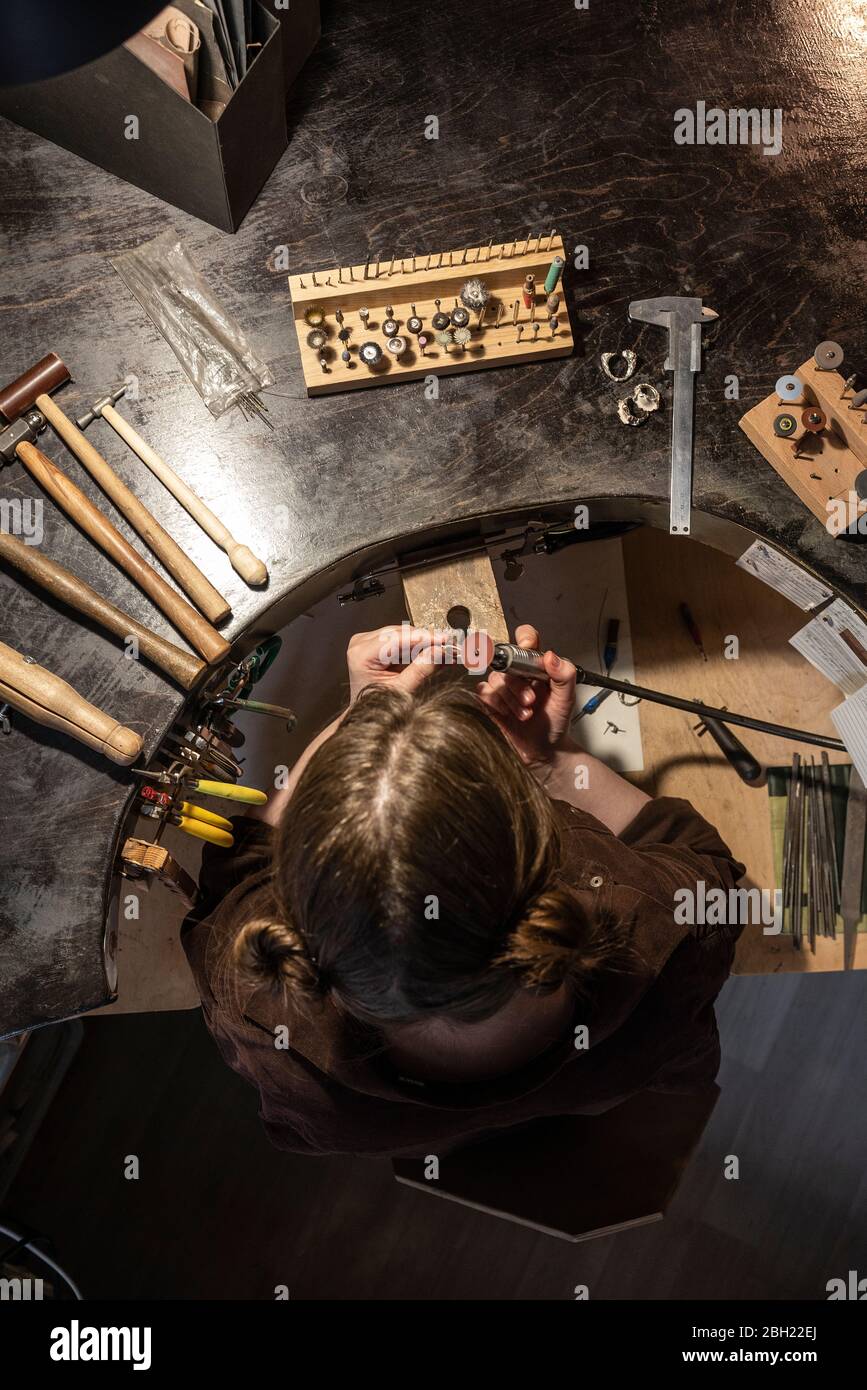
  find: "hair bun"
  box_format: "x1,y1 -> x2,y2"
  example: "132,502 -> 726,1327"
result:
232,918 -> 318,996
497,882 -> 613,992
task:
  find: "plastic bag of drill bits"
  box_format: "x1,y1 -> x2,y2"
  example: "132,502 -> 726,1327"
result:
111,232 -> 273,419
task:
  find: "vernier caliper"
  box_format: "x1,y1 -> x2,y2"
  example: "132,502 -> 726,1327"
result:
628,296 -> 718,536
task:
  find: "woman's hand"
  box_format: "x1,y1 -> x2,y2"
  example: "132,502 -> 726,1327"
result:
347,626 -> 445,703
477,624 -> 579,764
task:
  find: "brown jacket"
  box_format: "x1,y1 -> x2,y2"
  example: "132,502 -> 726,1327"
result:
182,797 -> 744,1157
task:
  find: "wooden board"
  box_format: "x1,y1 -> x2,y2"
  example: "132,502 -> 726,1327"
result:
288,236 -> 573,396
622,527 -> 863,974
401,550 -> 510,642
739,357 -> 867,535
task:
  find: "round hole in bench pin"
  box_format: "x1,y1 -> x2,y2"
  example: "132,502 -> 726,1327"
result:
446,605 -> 472,635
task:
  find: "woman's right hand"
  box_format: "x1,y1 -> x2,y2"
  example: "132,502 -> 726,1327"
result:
476,624 -> 579,765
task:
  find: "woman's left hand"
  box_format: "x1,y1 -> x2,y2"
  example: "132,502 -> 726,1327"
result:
347,626 -> 445,702
476,623 -> 579,764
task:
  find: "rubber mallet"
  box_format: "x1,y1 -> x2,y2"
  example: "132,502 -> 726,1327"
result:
77,387 -> 268,588
0,354 -> 232,624
0,530 -> 205,690
0,638 -> 142,765
0,413 -> 230,665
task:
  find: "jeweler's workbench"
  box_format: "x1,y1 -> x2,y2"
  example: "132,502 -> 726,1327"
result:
0,0 -> 865,1037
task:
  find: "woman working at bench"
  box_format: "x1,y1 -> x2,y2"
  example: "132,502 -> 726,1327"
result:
182,624 -> 745,1157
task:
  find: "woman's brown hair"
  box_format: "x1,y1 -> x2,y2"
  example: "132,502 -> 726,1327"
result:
225,678 -> 617,1025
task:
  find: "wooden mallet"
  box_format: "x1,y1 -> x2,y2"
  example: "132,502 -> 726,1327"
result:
76,387 -> 269,588
0,638 -> 142,765
0,412 -> 230,665
0,354 -> 232,624
0,530 -> 206,690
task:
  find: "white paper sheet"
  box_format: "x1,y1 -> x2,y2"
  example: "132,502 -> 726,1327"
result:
832,686 -> 867,784
736,540 -> 833,611
790,599 -> 867,695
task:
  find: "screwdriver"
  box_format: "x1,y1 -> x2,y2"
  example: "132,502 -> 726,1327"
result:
576,618 -> 619,720
679,602 -> 707,661
602,618 -> 619,674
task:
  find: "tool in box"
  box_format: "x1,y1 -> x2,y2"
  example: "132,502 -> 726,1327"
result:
778,753 -> 845,952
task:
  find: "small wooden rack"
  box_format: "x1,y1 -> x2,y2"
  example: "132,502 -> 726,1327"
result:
287,235 -> 573,396
739,357 -> 867,536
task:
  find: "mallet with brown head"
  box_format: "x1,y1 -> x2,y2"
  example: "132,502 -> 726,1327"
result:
0,404 -> 229,666
0,353 -> 231,624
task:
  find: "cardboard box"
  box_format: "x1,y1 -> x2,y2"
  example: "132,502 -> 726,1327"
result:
274,0 -> 321,89
0,2 -> 320,232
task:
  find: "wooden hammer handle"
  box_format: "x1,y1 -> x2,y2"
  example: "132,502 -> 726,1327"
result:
0,531 -> 206,690
0,638 -> 143,765
101,404 -> 268,588
17,442 -> 230,665
37,395 -> 232,625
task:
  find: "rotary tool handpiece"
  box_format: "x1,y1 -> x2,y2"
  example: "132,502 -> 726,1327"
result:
490,643 -> 551,680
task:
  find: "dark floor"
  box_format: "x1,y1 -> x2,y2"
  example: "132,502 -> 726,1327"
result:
4,967 -> 867,1301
